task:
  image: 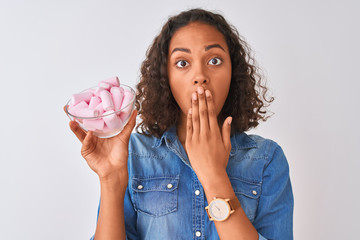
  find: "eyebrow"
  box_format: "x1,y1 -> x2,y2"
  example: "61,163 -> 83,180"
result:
205,44 -> 225,52
170,47 -> 191,55
170,44 -> 225,56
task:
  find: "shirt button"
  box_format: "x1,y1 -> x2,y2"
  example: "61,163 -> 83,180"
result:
195,190 -> 200,195
252,190 -> 257,195
137,185 -> 143,190
167,183 -> 173,189
195,231 -> 201,237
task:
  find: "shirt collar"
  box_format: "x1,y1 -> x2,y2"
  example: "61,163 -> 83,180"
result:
153,126 -> 257,155
229,130 -> 257,156
152,126 -> 177,148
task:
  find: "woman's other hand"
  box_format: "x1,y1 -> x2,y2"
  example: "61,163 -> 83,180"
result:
185,87 -> 232,184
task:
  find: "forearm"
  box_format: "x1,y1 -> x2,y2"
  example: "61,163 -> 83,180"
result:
202,171 -> 259,240
94,171 -> 128,240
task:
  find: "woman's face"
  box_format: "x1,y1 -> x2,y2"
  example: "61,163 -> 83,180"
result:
167,22 -> 232,121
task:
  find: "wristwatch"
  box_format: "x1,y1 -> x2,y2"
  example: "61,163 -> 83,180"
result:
205,197 -> 241,222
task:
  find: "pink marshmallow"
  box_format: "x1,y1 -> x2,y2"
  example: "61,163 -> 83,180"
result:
119,111 -> 130,123
85,88 -> 96,95
83,119 -> 105,131
120,90 -> 134,116
71,91 -> 93,105
110,87 -> 124,111
103,110 -> 123,129
102,76 -> 120,87
73,108 -> 100,118
98,82 -> 111,90
94,87 -> 106,96
101,125 -> 110,132
94,102 -> 105,116
73,100 -> 88,108
89,96 -> 101,109
99,90 -> 114,111
68,101 -> 89,116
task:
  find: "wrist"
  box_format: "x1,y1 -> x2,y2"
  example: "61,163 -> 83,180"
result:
199,169 -> 228,190
99,170 -> 129,190
200,171 -> 236,200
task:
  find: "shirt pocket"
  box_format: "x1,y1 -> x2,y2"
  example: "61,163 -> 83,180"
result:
229,177 -> 261,222
131,176 -> 179,217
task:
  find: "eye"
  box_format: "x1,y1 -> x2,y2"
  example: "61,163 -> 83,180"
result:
175,60 -> 189,68
208,57 -> 222,66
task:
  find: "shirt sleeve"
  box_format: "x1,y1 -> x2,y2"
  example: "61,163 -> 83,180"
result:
89,185 -> 138,240
253,143 -> 294,240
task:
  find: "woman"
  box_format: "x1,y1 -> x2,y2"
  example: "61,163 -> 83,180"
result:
70,8 -> 294,240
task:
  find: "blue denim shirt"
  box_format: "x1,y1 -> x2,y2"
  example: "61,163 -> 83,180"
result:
90,126 -> 293,240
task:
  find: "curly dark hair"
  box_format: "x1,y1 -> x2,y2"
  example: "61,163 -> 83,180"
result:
135,8 -> 274,138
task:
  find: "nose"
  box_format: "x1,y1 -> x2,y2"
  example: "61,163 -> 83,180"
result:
192,64 -> 209,85
193,79 -> 207,84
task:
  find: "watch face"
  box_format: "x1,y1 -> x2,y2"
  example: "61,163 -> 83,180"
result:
209,199 -> 230,221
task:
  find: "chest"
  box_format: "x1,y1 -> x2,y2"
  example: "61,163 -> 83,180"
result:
128,150 -> 265,239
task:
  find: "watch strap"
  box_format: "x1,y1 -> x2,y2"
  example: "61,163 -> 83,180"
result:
228,197 -> 241,211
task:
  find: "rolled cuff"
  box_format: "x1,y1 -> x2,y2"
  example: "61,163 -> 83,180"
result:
258,232 -> 268,240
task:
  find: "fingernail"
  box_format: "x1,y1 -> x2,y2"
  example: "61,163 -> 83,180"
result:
228,117 -> 232,125
197,87 -> 204,95
192,92 -> 197,101
189,108 -> 192,115
205,90 -> 211,97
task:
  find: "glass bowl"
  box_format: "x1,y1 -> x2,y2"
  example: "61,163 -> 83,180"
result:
65,84 -> 136,138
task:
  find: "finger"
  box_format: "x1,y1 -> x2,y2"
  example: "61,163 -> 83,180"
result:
205,90 -> 218,132
186,108 -> 193,142
197,87 -> 209,134
69,120 -> 86,143
81,131 -> 96,157
222,116 -> 232,151
117,109 -> 138,143
191,92 -> 200,135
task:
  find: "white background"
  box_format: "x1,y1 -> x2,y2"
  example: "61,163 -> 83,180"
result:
1,0 -> 359,239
